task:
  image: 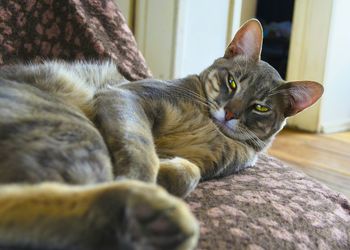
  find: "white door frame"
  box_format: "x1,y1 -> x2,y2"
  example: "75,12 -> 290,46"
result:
286,0 -> 333,132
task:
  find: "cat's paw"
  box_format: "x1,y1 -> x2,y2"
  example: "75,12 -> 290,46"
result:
0,182 -> 198,250
96,181 -> 199,250
158,157 -> 201,198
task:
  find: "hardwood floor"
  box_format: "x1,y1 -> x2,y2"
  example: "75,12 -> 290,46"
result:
268,129 -> 350,198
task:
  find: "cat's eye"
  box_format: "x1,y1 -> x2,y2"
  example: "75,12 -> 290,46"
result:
227,74 -> 237,89
254,104 -> 270,112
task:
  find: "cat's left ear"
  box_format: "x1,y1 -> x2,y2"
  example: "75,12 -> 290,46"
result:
224,19 -> 263,61
278,81 -> 324,117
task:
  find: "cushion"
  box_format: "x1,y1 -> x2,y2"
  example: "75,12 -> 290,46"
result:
0,0 -> 151,80
186,154 -> 350,249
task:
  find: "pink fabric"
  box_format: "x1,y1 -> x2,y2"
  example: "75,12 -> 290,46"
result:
0,0 -> 152,80
186,154 -> 350,249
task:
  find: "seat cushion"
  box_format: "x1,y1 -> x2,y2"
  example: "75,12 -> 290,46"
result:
186,154 -> 350,250
0,0 -> 151,80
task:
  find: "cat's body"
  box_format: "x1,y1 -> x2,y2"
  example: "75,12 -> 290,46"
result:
1,57 -> 263,184
0,60 -> 254,181
0,20 -> 323,250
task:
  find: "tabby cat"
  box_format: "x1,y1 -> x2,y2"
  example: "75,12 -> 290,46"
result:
0,19 -> 323,250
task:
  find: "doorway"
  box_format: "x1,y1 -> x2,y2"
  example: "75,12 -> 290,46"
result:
255,0 -> 295,78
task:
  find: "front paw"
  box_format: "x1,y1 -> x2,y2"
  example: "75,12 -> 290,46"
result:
157,158 -> 201,198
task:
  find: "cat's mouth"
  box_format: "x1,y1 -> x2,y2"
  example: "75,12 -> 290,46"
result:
212,118 -> 237,139
212,117 -> 269,150
209,108 -> 241,140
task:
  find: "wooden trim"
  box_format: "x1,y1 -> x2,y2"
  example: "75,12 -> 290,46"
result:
173,0 -> 186,78
226,0 -> 257,44
226,0 -> 235,45
240,0 -> 257,24
134,0 -> 148,54
129,0 -> 136,31
286,0 -> 333,132
227,0 -> 242,44
134,0 -> 177,79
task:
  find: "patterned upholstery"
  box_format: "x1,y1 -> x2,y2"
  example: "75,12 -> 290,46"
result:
186,155 -> 350,249
0,0 -> 151,80
1,1 -> 349,249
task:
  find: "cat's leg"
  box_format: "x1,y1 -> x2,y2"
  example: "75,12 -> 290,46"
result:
0,181 -> 199,250
94,89 -> 159,183
157,157 -> 201,198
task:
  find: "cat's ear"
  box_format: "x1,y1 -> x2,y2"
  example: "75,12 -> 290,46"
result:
278,81 -> 324,117
224,19 -> 263,61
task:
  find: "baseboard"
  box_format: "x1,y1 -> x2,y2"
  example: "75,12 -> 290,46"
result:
320,119 -> 350,133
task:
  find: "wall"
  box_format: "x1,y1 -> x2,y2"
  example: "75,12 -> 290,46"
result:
174,0 -> 231,78
134,0 -> 235,79
320,0 -> 350,133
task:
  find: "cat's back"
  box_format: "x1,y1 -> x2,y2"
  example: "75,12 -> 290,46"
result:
0,61 -> 115,184
0,60 -> 125,115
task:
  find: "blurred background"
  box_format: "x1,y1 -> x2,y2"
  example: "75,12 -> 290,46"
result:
116,0 -> 350,198
116,0 -> 350,134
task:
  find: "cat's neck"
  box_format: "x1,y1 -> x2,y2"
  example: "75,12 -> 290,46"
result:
173,74 -> 203,90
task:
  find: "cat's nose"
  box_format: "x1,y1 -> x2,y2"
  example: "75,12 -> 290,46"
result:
225,110 -> 235,121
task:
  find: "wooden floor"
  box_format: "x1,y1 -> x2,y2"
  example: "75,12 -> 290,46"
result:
268,129 -> 350,198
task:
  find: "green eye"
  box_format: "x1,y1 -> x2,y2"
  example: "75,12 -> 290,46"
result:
254,104 -> 270,112
228,75 -> 237,89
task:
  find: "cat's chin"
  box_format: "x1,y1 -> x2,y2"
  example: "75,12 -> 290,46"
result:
212,118 -> 237,140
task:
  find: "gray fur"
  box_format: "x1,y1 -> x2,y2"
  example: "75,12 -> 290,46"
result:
0,19 -> 322,250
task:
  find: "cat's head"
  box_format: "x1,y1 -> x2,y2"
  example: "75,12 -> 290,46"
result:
200,19 -> 323,151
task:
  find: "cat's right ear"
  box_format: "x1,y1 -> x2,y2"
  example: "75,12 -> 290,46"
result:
277,81 -> 324,117
224,19 -> 263,61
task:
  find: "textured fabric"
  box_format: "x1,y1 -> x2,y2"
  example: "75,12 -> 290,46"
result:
186,154 -> 350,250
0,0 -> 152,80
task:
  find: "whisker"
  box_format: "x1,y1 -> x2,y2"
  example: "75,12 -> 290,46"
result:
172,85 -> 213,103
170,89 -> 213,108
170,85 -> 219,109
137,81 -> 216,109
235,125 -> 267,149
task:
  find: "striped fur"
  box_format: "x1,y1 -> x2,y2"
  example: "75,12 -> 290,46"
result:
0,19 -> 322,249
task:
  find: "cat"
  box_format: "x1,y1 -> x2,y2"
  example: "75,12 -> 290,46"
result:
0,19 -> 323,250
